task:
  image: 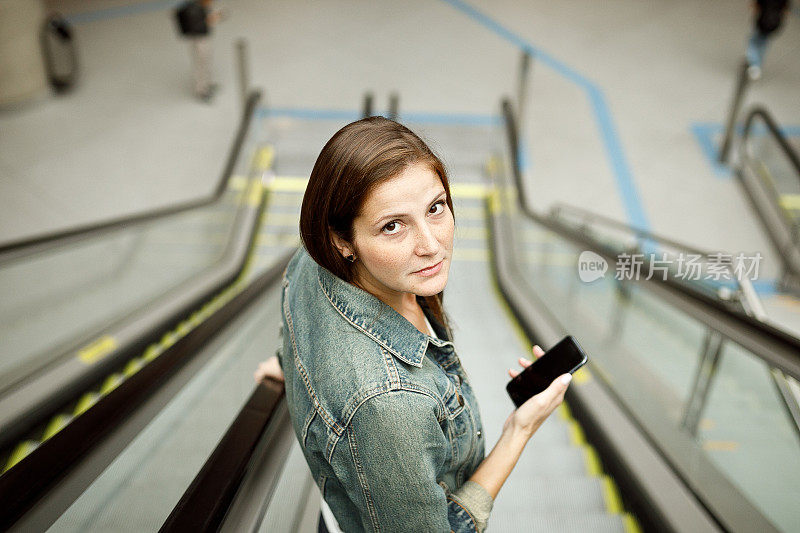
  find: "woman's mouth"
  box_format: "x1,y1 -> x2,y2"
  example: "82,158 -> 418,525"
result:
413,259 -> 444,277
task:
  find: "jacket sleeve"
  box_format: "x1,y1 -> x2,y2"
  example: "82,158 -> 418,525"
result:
331,390 -> 493,533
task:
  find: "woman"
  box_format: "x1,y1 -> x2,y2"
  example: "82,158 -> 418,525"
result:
254,116 -> 571,532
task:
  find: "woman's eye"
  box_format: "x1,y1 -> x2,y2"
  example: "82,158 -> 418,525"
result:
382,221 -> 401,235
429,200 -> 445,215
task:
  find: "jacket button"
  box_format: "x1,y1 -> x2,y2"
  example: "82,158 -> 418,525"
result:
457,392 -> 464,407
477,430 -> 482,438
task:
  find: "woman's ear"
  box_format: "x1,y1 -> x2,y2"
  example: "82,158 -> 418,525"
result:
329,229 -> 353,259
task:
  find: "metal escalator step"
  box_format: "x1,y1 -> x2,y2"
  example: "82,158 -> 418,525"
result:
513,446 -> 591,477
488,510 -> 626,533
492,476 -> 609,515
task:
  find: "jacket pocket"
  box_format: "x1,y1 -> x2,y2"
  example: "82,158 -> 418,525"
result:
442,379 -> 469,438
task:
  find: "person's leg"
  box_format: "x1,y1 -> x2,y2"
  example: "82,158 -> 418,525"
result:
191,35 -> 213,99
746,30 -> 769,78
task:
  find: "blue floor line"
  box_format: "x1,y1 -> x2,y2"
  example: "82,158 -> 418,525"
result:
438,0 -> 651,232
690,123 -> 732,177
690,121 -> 800,179
65,0 -> 180,25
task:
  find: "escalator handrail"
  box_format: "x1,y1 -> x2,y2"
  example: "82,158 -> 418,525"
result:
501,98 -> 800,382
0,91 -> 263,261
742,106 -> 800,183
549,202 -> 716,257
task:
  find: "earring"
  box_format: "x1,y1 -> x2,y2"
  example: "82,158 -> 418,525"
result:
346,254 -> 356,262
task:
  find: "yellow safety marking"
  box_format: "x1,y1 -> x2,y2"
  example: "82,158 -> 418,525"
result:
100,373 -> 124,395
451,248 -> 489,262
568,420 -> 586,445
557,402 -> 572,421
227,175 -> 249,191
523,251 -> 578,266
257,233 -> 302,247
176,319 -> 193,336
160,331 -> 179,349
456,227 -> 488,240
254,145 -> 275,171
268,195 -> 304,207
583,446 -> 602,476
453,206 -> 485,220
485,155 -> 500,176
3,441 -> 39,473
699,418 -> 715,431
601,475 -> 624,514
623,513 -> 643,533
779,194 -> 800,210
270,176 -> 308,192
78,336 -> 119,364
142,345 -> 161,362
261,212 -> 300,226
74,393 -> 99,416
42,415 -> 71,441
246,180 -> 263,207
572,366 -> 591,384
450,183 -> 488,199
123,358 -> 144,376
703,440 -> 739,451
487,190 -> 501,215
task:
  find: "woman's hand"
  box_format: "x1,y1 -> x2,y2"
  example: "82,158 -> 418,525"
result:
254,355 -> 284,383
503,345 -> 571,439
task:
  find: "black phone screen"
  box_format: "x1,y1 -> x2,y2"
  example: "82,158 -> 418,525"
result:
506,335 -> 588,408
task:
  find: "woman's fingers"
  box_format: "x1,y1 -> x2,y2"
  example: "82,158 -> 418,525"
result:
532,345 -> 545,359
508,368 -> 520,378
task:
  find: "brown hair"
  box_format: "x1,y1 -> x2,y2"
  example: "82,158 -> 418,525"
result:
299,116 -> 454,331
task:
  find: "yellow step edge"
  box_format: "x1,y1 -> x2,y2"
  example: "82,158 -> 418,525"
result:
100,373 -> 124,395
582,445 -> 603,476
124,358 -> 145,376
254,145 -> 275,172
623,513 -> 643,533
74,393 -> 99,416
601,475 -> 624,514
572,366 -> 591,384
227,175 -> 249,191
3,440 -> 39,473
142,345 -> 161,362
568,420 -> 587,445
77,335 -> 118,365
449,183 -> 488,199
42,414 -> 71,441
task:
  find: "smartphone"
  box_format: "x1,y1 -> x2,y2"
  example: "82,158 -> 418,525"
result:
506,335 -> 588,408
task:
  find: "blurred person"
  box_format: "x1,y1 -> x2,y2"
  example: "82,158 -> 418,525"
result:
746,0 -> 791,78
175,0 -> 226,101
254,117 -> 572,532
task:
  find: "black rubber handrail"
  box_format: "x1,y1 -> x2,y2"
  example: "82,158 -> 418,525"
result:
549,202 -> 716,258
0,232 -> 295,532
161,377 -> 287,532
501,97 -> 800,381
743,107 -> 800,182
498,98 -> 783,532
0,91 -> 262,260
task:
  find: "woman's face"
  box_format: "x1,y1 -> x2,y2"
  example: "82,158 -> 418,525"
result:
343,162 -> 455,304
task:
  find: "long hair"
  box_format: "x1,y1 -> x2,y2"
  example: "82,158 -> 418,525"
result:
299,116 -> 454,330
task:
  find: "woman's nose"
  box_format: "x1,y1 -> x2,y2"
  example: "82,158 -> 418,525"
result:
415,223 -> 439,255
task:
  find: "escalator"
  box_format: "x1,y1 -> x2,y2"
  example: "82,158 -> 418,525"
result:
736,107 -> 800,295
1,93 -> 799,532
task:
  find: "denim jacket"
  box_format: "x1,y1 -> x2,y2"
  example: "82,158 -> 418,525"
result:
276,246 -> 493,532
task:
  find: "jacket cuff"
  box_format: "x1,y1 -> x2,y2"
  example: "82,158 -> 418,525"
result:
452,481 -> 493,532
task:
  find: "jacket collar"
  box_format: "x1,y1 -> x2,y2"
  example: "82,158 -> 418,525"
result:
317,261 -> 453,368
